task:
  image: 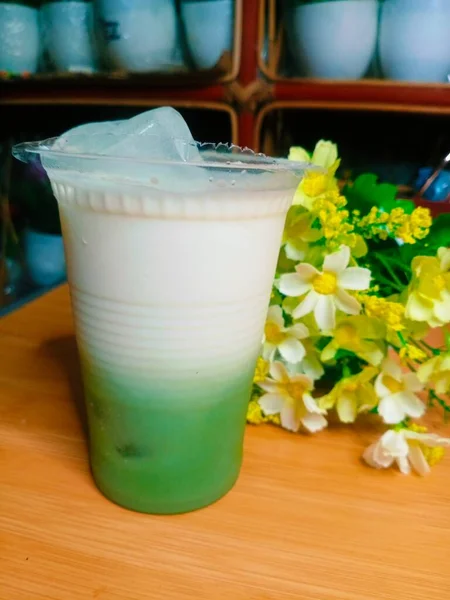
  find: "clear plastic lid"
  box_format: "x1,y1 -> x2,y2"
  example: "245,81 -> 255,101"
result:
13,136 -> 317,194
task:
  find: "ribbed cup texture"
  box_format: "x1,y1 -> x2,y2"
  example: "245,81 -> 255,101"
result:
53,181 -> 292,513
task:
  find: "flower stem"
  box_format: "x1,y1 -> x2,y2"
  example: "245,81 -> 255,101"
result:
374,252 -> 404,288
416,339 -> 441,356
430,390 -> 450,422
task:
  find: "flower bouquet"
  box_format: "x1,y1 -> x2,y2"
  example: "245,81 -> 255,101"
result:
248,140 -> 450,476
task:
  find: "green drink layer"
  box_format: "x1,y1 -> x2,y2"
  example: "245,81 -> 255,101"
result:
82,359 -> 256,514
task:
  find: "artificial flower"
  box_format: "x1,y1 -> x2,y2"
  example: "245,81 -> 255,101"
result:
359,294 -> 405,332
375,359 -> 425,424
263,305 -> 309,363
279,245 -> 371,330
307,191 -> 368,257
319,367 -> 378,423
363,426 -> 450,475
296,339 -> 325,381
356,206 -> 431,244
282,207 -> 322,261
398,344 -> 427,364
417,352 -> 450,395
257,361 -> 327,433
289,140 -> 339,170
320,315 -> 385,366
247,397 -> 281,426
405,247 -> 450,327
289,141 -> 340,209
392,207 -> 431,244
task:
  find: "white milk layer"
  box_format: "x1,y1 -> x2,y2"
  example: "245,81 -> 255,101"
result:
52,182 -> 293,376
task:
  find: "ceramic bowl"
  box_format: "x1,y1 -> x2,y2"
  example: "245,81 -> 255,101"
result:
284,0 -> 379,79
379,0 -> 450,82
40,1 -> 97,73
0,2 -> 39,73
94,0 -> 181,73
180,0 -> 233,70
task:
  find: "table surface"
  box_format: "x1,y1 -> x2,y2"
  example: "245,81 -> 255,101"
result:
1,285 -> 449,600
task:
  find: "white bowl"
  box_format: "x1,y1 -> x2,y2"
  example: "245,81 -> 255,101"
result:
94,0 -> 180,73
181,0 -> 233,70
379,0 -> 450,82
0,3 -> 39,73
41,1 -> 97,73
285,0 -> 379,79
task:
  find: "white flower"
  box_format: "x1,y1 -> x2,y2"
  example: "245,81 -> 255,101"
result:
278,245 -> 371,331
257,361 -> 327,433
363,428 -> 450,476
263,305 -> 309,363
375,359 -> 425,424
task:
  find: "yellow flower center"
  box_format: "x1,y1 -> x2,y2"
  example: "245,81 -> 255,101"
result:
264,322 -> 286,345
312,271 -> 338,295
383,375 -> 404,394
286,381 -> 307,402
301,171 -> 328,197
335,324 -> 359,347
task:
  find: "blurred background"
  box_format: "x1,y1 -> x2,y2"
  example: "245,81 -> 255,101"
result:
1,0 -> 450,313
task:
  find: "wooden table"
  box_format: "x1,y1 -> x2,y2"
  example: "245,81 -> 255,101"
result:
1,285 -> 449,600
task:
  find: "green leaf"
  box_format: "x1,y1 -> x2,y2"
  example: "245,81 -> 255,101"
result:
427,213 -> 450,249
381,197 -> 415,214
344,173 -> 398,213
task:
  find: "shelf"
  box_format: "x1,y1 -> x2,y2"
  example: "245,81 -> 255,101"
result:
272,80 -> 450,115
0,75 -> 228,106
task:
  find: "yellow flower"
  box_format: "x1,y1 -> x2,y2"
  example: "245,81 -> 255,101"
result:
398,344 -> 427,363
395,207 -> 431,244
417,352 -> 450,395
289,140 -> 340,209
319,367 -> 378,423
407,424 -> 445,467
299,338 -> 325,381
356,207 -> 389,240
294,171 -> 338,210
356,206 -> 431,244
363,425 -> 450,475
308,191 -> 367,256
301,171 -> 329,198
253,357 -> 270,384
311,140 -> 339,170
257,361 -> 327,432
359,294 -> 405,331
375,359 -> 425,424
321,315 -> 385,366
263,305 -> 309,363
289,140 -> 339,170
279,245 -> 370,331
247,398 -> 266,425
247,396 -> 282,426
282,206 -> 322,261
288,146 -> 311,163
405,248 -> 450,327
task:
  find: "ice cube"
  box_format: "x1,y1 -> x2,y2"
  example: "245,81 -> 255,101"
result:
54,119 -> 125,155
54,107 -> 199,162
44,107 -> 208,192
104,107 -> 200,162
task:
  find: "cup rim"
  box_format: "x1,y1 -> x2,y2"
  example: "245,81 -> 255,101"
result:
13,136 -> 319,174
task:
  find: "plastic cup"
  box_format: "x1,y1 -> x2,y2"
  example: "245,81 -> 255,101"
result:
13,137 -> 309,514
